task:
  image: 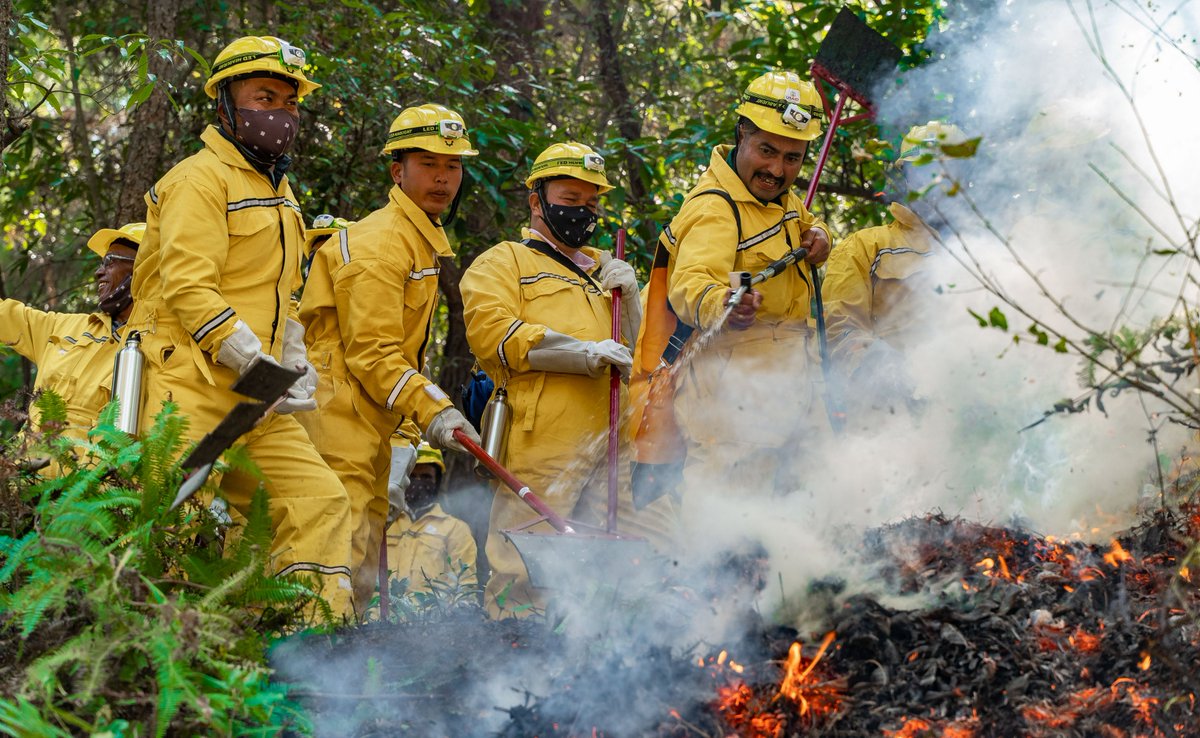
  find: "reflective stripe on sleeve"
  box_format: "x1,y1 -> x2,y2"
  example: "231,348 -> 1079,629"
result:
192,307 -> 236,343
386,369 -> 419,411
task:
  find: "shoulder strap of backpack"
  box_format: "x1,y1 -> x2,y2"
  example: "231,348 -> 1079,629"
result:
522,238 -> 602,291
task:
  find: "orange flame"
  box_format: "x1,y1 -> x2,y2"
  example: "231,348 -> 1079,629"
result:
1103,539 -> 1133,567
884,717 -> 978,737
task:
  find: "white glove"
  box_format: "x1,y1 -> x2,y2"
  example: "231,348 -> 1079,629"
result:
598,252 -> 643,344
527,329 -> 632,380
275,318 -> 318,414
386,444 -> 419,525
215,320 -> 275,378
426,406 -> 480,454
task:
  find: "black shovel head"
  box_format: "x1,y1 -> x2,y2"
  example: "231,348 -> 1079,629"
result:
813,8 -> 902,107
178,362 -> 302,473
230,359 -> 303,403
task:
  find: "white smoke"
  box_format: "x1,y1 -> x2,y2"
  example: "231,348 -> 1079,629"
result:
270,3 -> 1200,732
680,0 -> 1200,630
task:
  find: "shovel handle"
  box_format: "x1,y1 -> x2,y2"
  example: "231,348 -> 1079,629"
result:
607,228 -> 625,533
453,429 -> 574,534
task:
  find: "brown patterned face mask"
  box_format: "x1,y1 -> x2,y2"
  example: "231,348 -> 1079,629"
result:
233,107 -> 299,160
98,274 -> 133,318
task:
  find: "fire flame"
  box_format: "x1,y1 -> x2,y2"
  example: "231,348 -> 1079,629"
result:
711,632 -> 842,735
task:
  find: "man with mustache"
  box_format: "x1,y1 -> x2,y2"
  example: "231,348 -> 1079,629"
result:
1,222 -> 143,438
299,104 -> 482,615
127,36 -> 353,618
650,70 -> 832,509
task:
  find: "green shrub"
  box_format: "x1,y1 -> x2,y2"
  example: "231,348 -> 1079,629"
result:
0,394 -> 319,737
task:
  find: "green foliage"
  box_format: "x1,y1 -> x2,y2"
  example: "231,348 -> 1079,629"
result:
0,394 -> 318,736
2,0 -> 946,405
371,559 -> 483,623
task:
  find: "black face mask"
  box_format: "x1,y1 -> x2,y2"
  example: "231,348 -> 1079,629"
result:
538,187 -> 598,248
99,275 -> 133,319
405,479 -> 438,516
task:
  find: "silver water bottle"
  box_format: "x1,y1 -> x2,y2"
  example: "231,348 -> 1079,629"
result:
474,386 -> 512,479
111,330 -> 146,435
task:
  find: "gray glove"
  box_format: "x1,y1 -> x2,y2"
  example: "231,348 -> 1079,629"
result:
215,320 -> 275,377
598,252 -> 642,344
427,406 -> 480,453
526,329 -> 632,379
276,318 -> 318,414
386,444 -> 419,525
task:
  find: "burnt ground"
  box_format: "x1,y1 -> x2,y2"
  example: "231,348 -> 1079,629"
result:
272,509 -> 1200,738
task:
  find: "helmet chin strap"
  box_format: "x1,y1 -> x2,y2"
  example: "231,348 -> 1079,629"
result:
441,169 -> 467,227
534,182 -> 570,245
216,83 -> 282,170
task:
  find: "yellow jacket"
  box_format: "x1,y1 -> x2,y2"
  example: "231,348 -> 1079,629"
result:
665,144 -> 828,333
385,503 -> 477,592
299,186 -> 453,431
460,233 -> 615,440
130,126 -> 305,378
0,301 -> 120,435
823,203 -> 936,374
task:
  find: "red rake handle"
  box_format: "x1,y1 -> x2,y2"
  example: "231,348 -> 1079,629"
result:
607,228 -> 626,533
453,428 -> 574,534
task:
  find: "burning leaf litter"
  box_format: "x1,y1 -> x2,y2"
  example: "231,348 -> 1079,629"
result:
272,504 -> 1200,737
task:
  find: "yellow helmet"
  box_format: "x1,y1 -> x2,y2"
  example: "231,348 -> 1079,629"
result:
414,441 -> 445,474
735,70 -> 823,141
524,142 -> 613,193
381,104 -> 479,157
303,214 -> 353,256
87,222 -> 146,258
204,36 -> 319,99
900,121 -> 969,161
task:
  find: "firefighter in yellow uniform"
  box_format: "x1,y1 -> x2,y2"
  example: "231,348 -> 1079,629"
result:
461,142 -> 675,618
385,443 -> 477,594
298,104 -> 482,614
127,36 -> 353,617
1,222 -> 144,439
301,214 -> 353,283
823,122 -> 963,418
658,70 -> 832,501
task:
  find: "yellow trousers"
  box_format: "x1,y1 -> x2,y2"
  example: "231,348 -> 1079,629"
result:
298,368 -> 398,615
143,349 -> 354,618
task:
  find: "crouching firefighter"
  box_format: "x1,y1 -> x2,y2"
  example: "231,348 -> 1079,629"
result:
126,36 -> 354,618
461,142 -> 677,618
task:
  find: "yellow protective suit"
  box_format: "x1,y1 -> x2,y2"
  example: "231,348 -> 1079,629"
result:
822,202 -> 937,374
661,144 -> 830,499
385,503 -> 477,594
128,125 -> 353,617
298,185 -> 454,613
461,232 -> 677,618
0,302 -> 119,438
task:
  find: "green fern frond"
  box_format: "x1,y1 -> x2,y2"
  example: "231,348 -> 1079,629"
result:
0,697 -> 74,738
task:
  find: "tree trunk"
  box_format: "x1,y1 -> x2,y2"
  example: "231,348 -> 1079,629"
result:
0,0 -> 15,151
55,9 -> 105,221
592,0 -> 648,240
115,0 -> 181,224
